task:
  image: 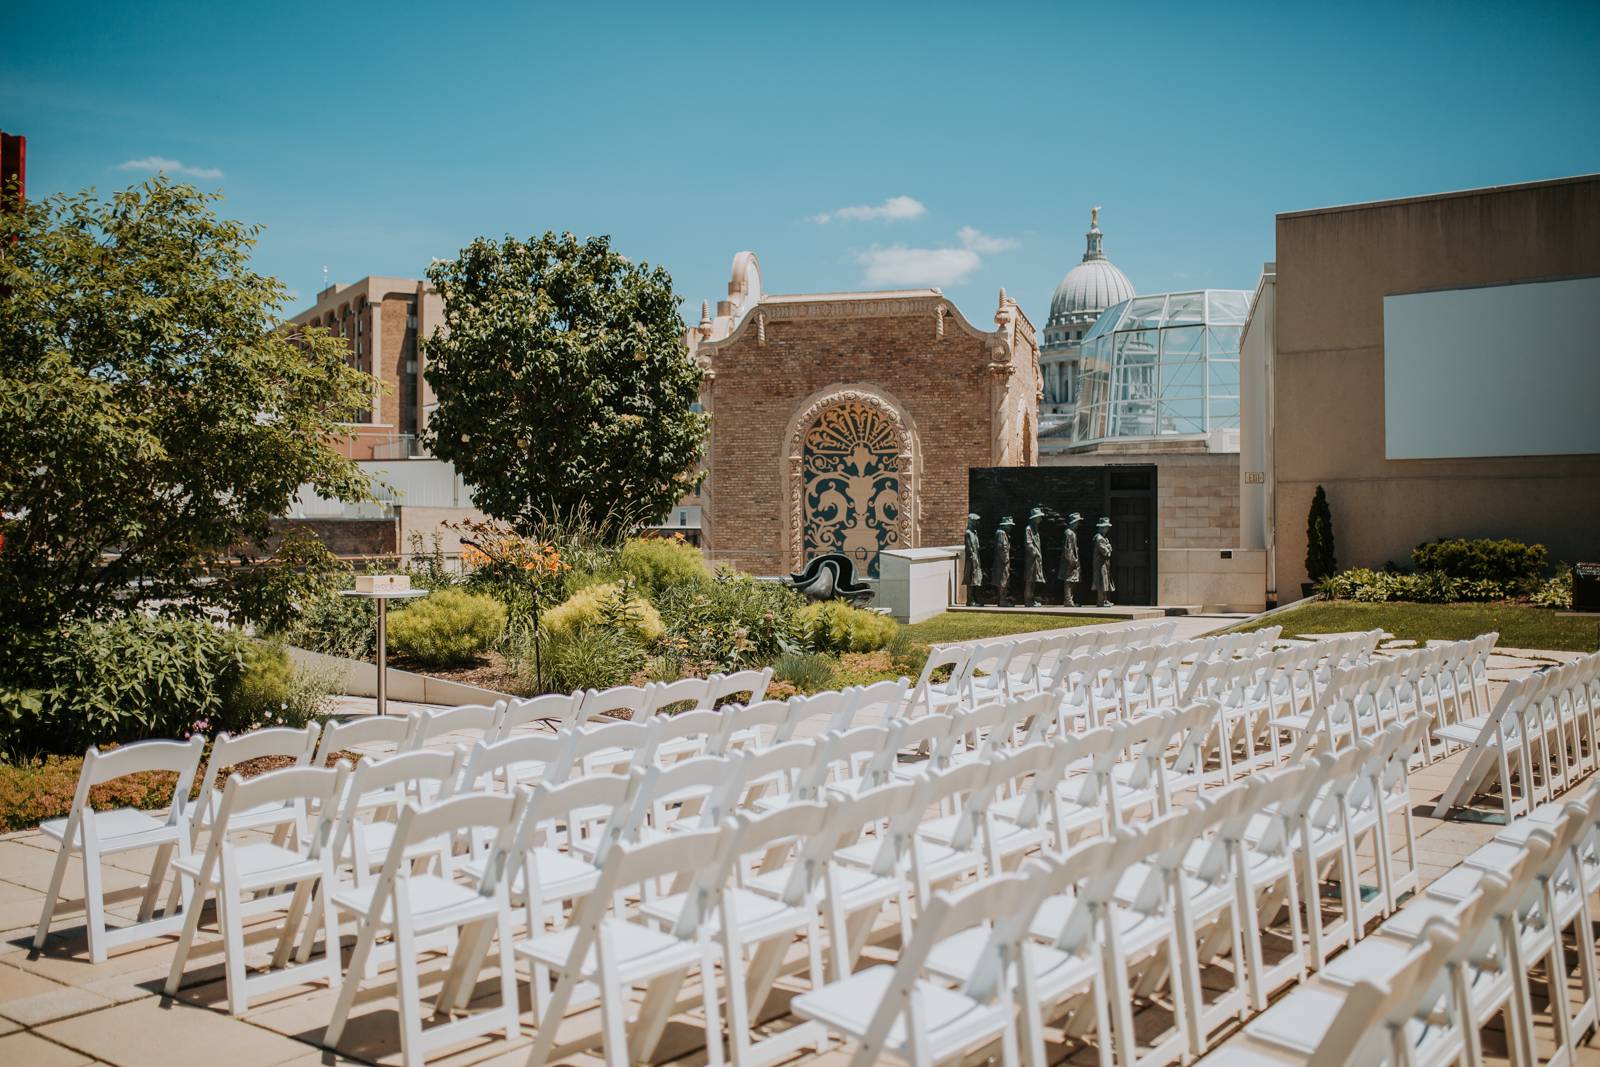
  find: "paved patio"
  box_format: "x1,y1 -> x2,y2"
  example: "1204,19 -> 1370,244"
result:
2,640 -> 1596,1066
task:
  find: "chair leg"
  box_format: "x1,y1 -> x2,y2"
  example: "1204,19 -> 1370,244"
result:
33,840 -> 73,952
325,918 -> 378,1049
392,926 -> 429,1067
220,887 -> 251,1015
272,878 -> 315,971
163,876 -> 211,997
82,845 -> 109,964
527,969 -> 581,1067
140,843 -> 174,923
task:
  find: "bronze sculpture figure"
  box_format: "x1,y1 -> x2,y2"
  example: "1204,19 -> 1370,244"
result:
1059,510 -> 1082,607
963,513 -> 984,605
991,516 -> 1014,607
1021,507 -> 1045,607
1092,517 -> 1114,607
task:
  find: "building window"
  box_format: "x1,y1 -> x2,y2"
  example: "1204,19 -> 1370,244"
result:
406,313 -> 417,330
356,340 -> 363,357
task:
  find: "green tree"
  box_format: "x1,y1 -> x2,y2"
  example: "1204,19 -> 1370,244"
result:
422,232 -> 709,540
1305,485 -> 1338,582
0,178 -> 375,633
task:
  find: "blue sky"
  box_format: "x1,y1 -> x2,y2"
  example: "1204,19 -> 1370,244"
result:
5,1 -> 1598,328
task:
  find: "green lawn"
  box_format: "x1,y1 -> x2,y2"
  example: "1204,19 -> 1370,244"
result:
1229,600 -> 1599,653
901,610 -> 1109,645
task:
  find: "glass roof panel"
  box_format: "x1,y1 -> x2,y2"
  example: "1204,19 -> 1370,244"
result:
1164,291 -> 1205,324
1206,290 -> 1251,323
1125,295 -> 1167,330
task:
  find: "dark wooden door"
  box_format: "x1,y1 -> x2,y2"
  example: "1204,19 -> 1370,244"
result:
1107,467 -> 1156,604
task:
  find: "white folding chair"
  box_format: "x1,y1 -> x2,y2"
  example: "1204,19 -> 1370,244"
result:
644,676 -> 712,716
406,702 -> 502,750
579,683 -> 653,724
324,791 -> 527,1067
706,667 -> 773,708
908,644 -> 968,718
34,735 -> 206,963
521,827 -> 731,1067
313,713 -> 415,766
496,690 -> 581,739
164,763 -> 350,1014
190,724 -> 321,842
793,871 -> 1039,1067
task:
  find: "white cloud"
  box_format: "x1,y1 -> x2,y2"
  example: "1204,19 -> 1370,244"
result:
118,156 -> 223,179
812,195 -> 925,224
856,245 -> 981,287
957,226 -> 1018,254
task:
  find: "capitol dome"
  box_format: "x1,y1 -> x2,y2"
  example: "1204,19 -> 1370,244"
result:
1048,208 -> 1134,326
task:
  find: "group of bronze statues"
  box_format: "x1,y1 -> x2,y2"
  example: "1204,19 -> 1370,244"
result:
964,509 -> 1115,608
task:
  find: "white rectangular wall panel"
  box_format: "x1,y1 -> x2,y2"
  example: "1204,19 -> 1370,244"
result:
1383,277 -> 1600,460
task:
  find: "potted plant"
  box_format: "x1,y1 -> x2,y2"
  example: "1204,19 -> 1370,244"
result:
1304,485 -> 1336,598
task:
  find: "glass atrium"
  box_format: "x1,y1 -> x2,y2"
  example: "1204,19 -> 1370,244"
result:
1071,289 -> 1251,444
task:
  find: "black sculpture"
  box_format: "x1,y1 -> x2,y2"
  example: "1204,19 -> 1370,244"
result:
1092,518 -> 1115,607
785,553 -> 873,603
1021,507 -> 1046,607
963,513 -> 984,605
1059,511 -> 1083,606
991,516 -> 1014,607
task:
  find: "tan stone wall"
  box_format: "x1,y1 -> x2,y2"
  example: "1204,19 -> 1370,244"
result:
1271,175 -> 1600,596
702,300 -> 1033,575
1041,451 -> 1239,550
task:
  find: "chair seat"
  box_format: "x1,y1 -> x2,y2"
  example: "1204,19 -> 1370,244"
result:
464,847 -> 599,903
517,918 -> 702,984
1244,981 -> 1350,1055
40,808 -> 178,852
205,796 -> 301,832
926,926 -> 1098,1004
1434,720 -> 1497,746
175,841 -> 318,892
750,863 -> 902,911
792,964 -> 1008,1059
331,873 -> 494,931
642,886 -> 810,944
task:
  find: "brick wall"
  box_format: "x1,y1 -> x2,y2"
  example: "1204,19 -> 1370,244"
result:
701,297 -> 1037,575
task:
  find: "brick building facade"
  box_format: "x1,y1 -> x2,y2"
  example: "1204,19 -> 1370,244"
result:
289,276 -> 443,460
687,253 -> 1040,577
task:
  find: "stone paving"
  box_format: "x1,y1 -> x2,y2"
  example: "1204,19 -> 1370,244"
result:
2,637 -> 1597,1065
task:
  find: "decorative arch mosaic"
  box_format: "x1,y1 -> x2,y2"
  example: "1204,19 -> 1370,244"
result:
788,390 -> 916,578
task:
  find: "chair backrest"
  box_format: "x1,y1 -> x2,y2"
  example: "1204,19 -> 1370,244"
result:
313,714 -> 414,765
620,753 -> 743,843
649,707 -> 727,759
570,717 -> 661,774
859,872 -> 1038,1057
706,668 -> 773,708
364,791 -> 527,916
785,690 -> 849,738
193,724 -> 320,827
521,772 -> 633,862
212,763 -> 350,852
961,641 -> 1015,698
579,684 -> 652,724
458,733 -> 572,792
408,703 -> 503,749
910,644 -> 968,712
836,677 -> 910,729
497,691 -> 581,738
571,827 -> 728,948
70,735 -> 207,835
645,677 -> 711,716
329,748 -> 466,873
726,801 -> 831,906
712,698 -> 793,752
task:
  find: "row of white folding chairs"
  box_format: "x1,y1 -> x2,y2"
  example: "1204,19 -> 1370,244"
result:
793,718 -> 1430,1066
910,619 -> 1186,716
1210,776 -> 1600,1067
1431,649 -> 1600,824
1266,637 -> 1499,771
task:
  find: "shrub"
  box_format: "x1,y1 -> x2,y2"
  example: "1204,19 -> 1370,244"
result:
282,589 -> 376,660
772,652 -> 835,693
1531,569 -> 1574,610
616,536 -> 711,597
541,625 -> 645,694
387,589 -> 506,667
0,755 -> 182,833
799,601 -> 899,654
1318,567 -> 1507,604
542,582 -> 663,643
1305,486 -> 1336,582
1411,538 -> 1548,589
655,574 -> 804,669
225,640 -> 339,730
0,615 -> 251,758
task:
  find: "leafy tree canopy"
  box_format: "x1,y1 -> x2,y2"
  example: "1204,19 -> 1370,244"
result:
0,178 -> 375,633
422,232 -> 708,540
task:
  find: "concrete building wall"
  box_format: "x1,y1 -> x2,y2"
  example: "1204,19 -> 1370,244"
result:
1270,174 -> 1600,597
